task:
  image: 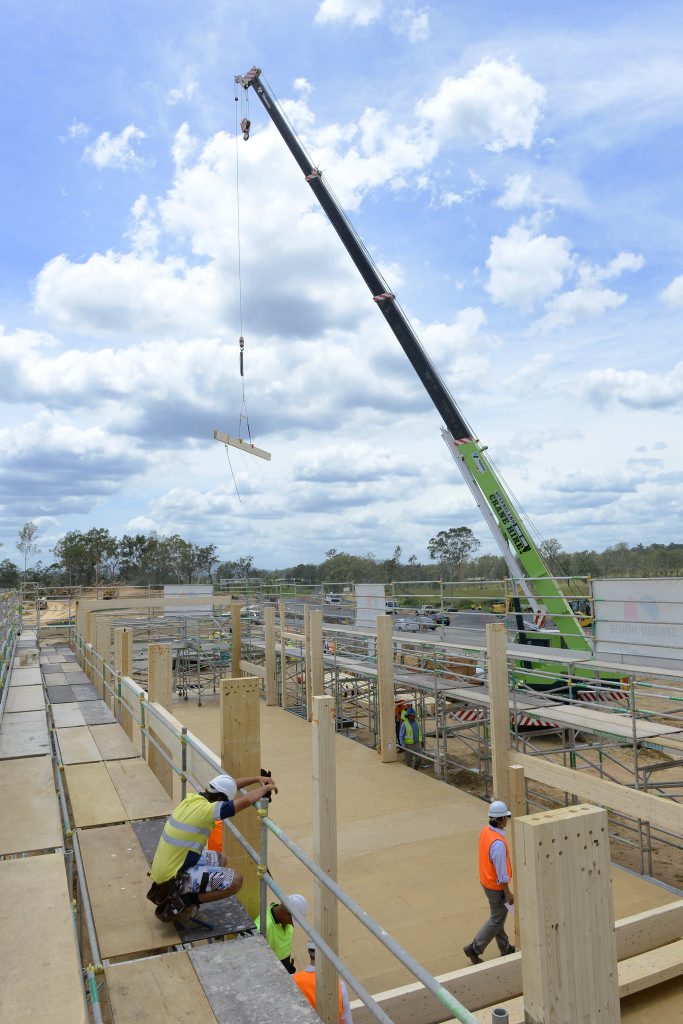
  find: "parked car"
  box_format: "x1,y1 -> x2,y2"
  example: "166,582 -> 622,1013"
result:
325,595 -> 342,605
395,617 -> 419,632
430,612 -> 451,626
415,615 -> 438,631
417,605 -> 436,616
240,609 -> 264,625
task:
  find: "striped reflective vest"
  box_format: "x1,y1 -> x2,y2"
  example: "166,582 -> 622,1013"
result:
478,826 -> 512,891
402,719 -> 422,745
293,968 -> 344,1019
150,793 -> 215,883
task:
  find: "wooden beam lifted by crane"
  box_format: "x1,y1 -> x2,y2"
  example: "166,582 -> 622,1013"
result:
213,429 -> 271,462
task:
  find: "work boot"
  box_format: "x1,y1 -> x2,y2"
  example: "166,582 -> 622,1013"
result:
463,943 -> 483,965
501,944 -> 516,955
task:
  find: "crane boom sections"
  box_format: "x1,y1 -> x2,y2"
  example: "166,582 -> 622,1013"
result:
237,66 -> 590,654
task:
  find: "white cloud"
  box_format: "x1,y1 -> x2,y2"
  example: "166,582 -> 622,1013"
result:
126,196 -> 159,257
315,0 -> 381,26
578,251 -> 645,286
660,274 -> 683,307
537,286 -> 626,331
171,122 -> 198,169
583,363 -> 683,410
293,78 -> 313,95
420,58 -> 545,152
486,222 -> 574,309
166,74 -> 199,106
390,5 -> 430,43
67,121 -> 89,139
83,125 -> 147,170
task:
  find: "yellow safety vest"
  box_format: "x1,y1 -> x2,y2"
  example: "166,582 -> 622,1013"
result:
150,793 -> 216,883
255,904 -> 293,959
403,719 -> 422,745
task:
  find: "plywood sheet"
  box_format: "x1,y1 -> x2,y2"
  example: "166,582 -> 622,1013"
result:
42,664 -> 65,674
5,684 -> 44,713
81,701 -> 116,726
0,710 -> 50,759
8,665 -> 42,686
90,723 -> 138,761
47,685 -> 76,703
52,703 -> 87,728
78,823 -> 177,958
106,954 -> 218,1024
0,854 -> 86,1024
189,938 -> 320,1024
0,756 -> 63,854
70,683 -> 99,701
57,726 -> 101,764
106,758 -> 172,820
66,762 -> 127,828
63,662 -> 84,673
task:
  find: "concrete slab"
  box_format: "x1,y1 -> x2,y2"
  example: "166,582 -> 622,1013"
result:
52,703 -> 87,728
47,685 -> 76,703
8,665 -> 42,686
90,723 -> 139,761
189,936 -> 320,1024
57,726 -> 101,764
70,683 -> 100,701
42,664 -> 66,674
80,701 -> 117,725
0,710 -> 50,759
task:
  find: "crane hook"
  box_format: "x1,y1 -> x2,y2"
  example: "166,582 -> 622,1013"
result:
240,117 -> 251,141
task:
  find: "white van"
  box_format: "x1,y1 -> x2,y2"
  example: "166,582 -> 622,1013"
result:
325,595 -> 342,605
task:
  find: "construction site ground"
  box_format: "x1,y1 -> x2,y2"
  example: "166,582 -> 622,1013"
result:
173,694 -> 683,1021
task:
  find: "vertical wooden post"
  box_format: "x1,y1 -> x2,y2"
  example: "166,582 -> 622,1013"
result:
148,643 -> 174,796
312,695 -> 339,1024
114,627 -> 134,741
508,763 -> 526,950
486,622 -> 510,808
94,616 -> 113,704
310,610 -> 324,702
85,610 -> 96,680
279,601 -> 287,709
516,804 -> 619,1023
304,606 -> 313,721
264,604 -> 277,706
376,616 -> 397,763
231,603 -> 242,678
221,676 -> 261,918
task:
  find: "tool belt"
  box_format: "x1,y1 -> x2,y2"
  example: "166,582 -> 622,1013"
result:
146,875 -> 187,922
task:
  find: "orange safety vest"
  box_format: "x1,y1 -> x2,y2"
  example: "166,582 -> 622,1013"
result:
207,820 -> 223,853
293,969 -> 344,1019
478,825 -> 512,891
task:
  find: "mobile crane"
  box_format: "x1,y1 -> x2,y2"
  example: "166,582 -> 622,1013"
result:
235,67 -> 621,697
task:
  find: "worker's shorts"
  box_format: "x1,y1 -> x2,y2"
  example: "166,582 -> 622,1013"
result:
180,850 -> 235,894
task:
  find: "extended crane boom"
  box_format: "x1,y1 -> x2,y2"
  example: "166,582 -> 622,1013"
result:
236,66 -> 591,659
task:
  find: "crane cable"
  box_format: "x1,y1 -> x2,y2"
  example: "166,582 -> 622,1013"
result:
225,82 -> 254,501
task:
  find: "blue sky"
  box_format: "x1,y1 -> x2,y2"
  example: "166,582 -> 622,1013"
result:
2,0 -> 683,570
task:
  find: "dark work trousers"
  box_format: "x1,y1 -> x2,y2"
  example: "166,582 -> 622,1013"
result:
472,886 -> 511,954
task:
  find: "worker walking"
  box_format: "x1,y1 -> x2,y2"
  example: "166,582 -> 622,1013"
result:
255,894 -> 308,973
293,941 -> 354,1024
398,706 -> 424,769
463,800 -> 516,964
147,773 -> 276,922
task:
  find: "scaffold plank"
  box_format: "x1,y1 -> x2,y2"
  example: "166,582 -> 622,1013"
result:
52,702 -> 88,728
189,936 -> 321,1024
0,709 -> 50,759
106,953 -> 218,1024
66,762 -> 127,828
0,756 -> 62,854
5,684 -> 44,713
8,665 -> 42,685
78,822 -> 176,958
81,701 -> 117,725
0,854 -> 87,1024
107,759 -> 172,820
57,725 -> 102,764
90,723 -> 139,761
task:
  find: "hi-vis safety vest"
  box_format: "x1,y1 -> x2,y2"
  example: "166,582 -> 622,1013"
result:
403,719 -> 422,745
478,826 -> 512,891
293,969 -> 344,1020
254,904 -> 293,960
150,794 -> 215,883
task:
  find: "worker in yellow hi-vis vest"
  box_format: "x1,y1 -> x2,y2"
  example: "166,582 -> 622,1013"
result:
255,894 -> 308,973
398,706 -> 424,769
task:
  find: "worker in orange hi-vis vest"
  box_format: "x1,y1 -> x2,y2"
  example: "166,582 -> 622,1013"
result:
463,800 -> 516,965
292,942 -> 353,1024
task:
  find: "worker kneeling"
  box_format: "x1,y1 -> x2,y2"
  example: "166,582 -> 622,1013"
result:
293,942 -> 353,1024
147,772 -> 277,922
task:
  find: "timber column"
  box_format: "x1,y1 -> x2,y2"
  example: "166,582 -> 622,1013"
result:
221,675 -> 261,918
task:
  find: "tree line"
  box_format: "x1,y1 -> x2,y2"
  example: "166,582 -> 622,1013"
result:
1,522 -> 682,590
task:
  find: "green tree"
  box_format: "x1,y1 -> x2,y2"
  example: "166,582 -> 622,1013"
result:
0,559 -> 20,588
17,521 -> 40,580
427,527 -> 481,579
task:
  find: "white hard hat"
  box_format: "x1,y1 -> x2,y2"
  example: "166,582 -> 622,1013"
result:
207,774 -> 237,800
285,893 -> 308,920
488,800 -> 512,818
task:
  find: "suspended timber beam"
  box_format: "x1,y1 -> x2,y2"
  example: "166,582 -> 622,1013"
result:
213,429 -> 271,461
